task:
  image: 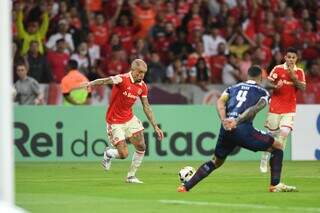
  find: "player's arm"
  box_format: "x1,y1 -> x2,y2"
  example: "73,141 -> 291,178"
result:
216,91 -> 229,121
287,68 -> 306,91
76,76 -> 122,89
235,98 -> 267,125
140,96 -> 164,140
263,79 -> 283,90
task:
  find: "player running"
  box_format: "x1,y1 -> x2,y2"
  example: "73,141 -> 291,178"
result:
177,65 -> 297,192
260,47 -> 306,173
79,59 -> 164,183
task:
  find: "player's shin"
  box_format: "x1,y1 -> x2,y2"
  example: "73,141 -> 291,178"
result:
269,148 -> 283,186
184,161 -> 216,191
127,150 -> 145,177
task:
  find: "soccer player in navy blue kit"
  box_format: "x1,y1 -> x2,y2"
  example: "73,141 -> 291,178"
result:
177,65 -> 297,193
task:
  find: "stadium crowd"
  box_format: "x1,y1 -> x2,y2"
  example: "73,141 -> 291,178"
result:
12,0 -> 320,104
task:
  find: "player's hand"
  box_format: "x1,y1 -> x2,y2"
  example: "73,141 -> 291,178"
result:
154,126 -> 164,141
222,118 -> 237,131
275,80 -> 283,89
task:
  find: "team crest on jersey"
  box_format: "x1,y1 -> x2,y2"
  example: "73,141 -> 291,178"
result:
137,89 -> 142,95
272,73 -> 278,79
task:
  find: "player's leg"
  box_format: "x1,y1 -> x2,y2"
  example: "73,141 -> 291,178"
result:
261,113 -> 280,173
268,143 -> 297,192
125,116 -> 145,183
179,155 -> 225,192
277,113 -> 294,149
102,123 -> 128,170
178,127 -> 234,192
127,131 -> 145,183
244,127 -> 296,192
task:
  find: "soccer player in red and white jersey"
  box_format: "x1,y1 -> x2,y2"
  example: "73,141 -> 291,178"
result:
79,59 -> 164,183
260,47 -> 306,173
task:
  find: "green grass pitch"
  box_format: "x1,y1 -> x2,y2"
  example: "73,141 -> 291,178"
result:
16,161 -> 320,213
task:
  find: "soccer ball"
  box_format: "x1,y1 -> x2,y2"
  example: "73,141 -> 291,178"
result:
178,166 -> 195,184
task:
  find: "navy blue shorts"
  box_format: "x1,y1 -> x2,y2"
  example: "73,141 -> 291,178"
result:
214,123 -> 274,159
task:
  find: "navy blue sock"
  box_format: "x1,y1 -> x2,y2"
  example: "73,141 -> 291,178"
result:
184,161 -> 216,191
269,149 -> 283,186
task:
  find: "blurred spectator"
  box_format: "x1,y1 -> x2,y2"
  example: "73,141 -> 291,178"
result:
202,25 -> 227,57
13,41 -> 28,82
60,59 -> 90,105
47,38 -> 70,83
222,53 -> 241,85
298,21 -> 319,61
14,62 -> 44,105
103,45 -> 129,77
90,13 -> 109,47
25,40 -> 52,83
164,1 -> 181,28
130,38 -> 150,62
169,28 -> 193,60
228,31 -> 254,59
16,3 -> 49,55
129,0 -> 156,39
189,57 -> 210,91
280,7 -> 300,49
146,52 -> 166,83
71,42 -> 91,77
46,19 -> 75,54
113,14 -> 135,55
238,50 -> 252,81
267,50 -> 283,73
210,42 -> 228,83
166,58 -> 188,84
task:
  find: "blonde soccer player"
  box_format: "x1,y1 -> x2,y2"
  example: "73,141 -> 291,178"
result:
79,59 -> 164,183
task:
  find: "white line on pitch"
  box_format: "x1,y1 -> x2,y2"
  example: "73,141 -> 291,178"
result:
159,200 -> 320,212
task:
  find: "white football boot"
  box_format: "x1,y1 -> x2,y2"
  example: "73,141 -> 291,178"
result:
101,147 -> 112,171
269,183 -> 298,192
126,176 -> 143,184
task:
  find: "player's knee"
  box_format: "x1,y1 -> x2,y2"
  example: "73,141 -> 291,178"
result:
135,143 -> 146,152
272,141 -> 283,150
118,151 -> 129,159
279,127 -> 291,137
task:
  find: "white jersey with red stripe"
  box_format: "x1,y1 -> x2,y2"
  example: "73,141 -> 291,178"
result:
106,72 -> 148,124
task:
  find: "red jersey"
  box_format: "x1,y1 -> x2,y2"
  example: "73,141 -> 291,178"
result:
268,63 -> 306,114
106,72 -> 148,124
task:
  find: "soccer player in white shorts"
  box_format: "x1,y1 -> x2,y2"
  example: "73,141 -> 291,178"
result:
78,59 -> 164,183
260,47 -> 306,173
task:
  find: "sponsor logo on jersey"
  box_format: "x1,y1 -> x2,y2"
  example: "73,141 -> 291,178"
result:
123,91 -> 137,99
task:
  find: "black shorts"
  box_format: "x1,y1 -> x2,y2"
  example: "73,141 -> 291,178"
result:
214,123 -> 274,159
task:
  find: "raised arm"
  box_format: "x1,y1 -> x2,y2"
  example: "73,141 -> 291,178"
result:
77,75 -> 122,89
235,98 -> 267,125
140,96 -> 164,140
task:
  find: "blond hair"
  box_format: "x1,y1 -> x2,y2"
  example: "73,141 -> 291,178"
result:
131,59 -> 148,72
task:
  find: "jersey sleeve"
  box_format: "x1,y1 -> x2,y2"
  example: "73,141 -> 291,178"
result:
141,83 -> 148,97
268,66 -> 279,82
111,74 -> 124,85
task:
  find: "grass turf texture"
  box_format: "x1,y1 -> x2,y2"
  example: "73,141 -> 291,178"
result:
16,161 -> 320,213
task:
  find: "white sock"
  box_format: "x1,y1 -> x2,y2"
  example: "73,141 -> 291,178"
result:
106,148 -> 120,159
261,152 -> 270,161
127,150 -> 145,177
